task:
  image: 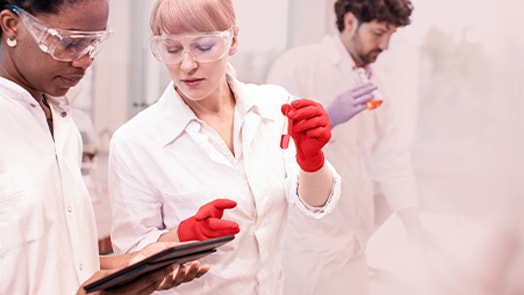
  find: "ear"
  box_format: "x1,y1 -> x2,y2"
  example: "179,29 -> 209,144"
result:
228,26 -> 239,56
0,9 -> 20,38
343,11 -> 359,34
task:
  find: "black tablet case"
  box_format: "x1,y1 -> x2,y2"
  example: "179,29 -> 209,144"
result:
84,235 -> 235,293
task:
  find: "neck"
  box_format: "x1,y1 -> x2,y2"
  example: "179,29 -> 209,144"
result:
182,80 -> 235,118
41,94 -> 53,119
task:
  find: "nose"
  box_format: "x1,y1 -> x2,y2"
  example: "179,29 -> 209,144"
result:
71,52 -> 94,70
379,35 -> 391,51
179,50 -> 198,71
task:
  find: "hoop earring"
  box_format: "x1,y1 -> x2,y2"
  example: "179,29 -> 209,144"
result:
6,36 -> 17,48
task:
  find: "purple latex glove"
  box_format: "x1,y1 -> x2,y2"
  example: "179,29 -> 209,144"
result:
325,82 -> 377,129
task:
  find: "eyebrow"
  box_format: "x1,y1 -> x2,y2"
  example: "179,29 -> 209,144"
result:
373,24 -> 396,34
371,27 -> 388,35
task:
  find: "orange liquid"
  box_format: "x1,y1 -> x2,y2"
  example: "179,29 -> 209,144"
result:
280,134 -> 290,149
366,99 -> 383,110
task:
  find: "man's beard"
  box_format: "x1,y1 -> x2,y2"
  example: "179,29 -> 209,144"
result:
359,49 -> 382,65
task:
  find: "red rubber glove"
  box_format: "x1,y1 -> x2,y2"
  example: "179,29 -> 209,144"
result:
177,199 -> 240,242
281,98 -> 331,172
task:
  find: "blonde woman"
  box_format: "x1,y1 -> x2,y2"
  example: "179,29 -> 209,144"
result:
108,0 -> 343,294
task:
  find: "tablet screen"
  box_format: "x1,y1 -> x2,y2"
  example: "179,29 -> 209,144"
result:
84,235 -> 235,293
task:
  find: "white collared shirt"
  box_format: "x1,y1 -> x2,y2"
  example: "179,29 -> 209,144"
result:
0,77 -> 99,294
108,77 -> 341,295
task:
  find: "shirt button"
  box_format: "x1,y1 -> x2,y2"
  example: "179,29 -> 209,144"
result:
60,112 -> 67,117
79,264 -> 84,271
67,206 -> 72,213
30,103 -> 37,108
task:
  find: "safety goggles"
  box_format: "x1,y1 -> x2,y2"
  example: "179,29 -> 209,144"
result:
150,28 -> 234,65
10,5 -> 112,62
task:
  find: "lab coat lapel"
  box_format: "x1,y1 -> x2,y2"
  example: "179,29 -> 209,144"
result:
228,76 -> 262,162
326,35 -> 357,85
189,125 -> 234,168
235,82 -> 267,208
241,112 -> 260,154
241,112 -> 266,212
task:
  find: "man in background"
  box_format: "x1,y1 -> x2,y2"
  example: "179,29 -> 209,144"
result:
267,0 -> 424,293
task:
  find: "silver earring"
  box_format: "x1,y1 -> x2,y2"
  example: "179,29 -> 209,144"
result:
6,36 -> 17,48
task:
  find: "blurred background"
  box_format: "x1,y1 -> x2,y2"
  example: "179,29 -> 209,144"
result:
72,0 -> 524,293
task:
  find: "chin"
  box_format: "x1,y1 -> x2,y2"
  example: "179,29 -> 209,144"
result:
49,88 -> 71,98
368,55 -> 379,63
370,52 -> 382,62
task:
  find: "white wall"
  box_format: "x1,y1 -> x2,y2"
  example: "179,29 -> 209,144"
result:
404,0 -> 524,216
229,0 -> 289,83
90,0 -> 132,153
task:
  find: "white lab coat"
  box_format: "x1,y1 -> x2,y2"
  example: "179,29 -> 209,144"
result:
0,78 -> 100,294
267,35 -> 418,294
108,76 -> 341,295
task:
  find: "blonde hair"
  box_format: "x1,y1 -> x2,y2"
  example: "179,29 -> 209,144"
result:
150,0 -> 236,35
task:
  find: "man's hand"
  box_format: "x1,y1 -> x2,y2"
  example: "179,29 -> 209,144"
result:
326,82 -> 377,128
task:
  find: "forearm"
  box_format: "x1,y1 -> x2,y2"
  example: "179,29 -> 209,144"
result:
158,227 -> 181,243
298,164 -> 334,207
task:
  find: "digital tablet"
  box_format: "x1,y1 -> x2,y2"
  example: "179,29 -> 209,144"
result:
84,235 -> 235,293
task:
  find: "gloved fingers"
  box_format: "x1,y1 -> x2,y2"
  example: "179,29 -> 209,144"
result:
286,101 -> 326,122
204,218 -> 240,231
200,218 -> 240,237
281,103 -> 291,116
287,100 -> 330,140
353,104 -> 368,115
350,82 -> 377,97
210,199 -> 237,211
353,93 -> 375,104
195,199 -> 237,221
291,115 -> 330,134
288,98 -> 322,111
302,125 -> 331,142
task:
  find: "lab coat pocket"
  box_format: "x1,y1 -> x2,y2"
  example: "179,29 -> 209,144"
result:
0,170 -> 46,256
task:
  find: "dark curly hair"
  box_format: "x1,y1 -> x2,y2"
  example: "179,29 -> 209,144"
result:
334,0 -> 413,32
0,0 -> 87,36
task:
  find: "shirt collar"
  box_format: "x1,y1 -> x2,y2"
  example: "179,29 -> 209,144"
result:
0,77 -> 34,104
325,35 -> 373,78
321,35 -> 357,69
154,82 -> 198,146
0,77 -> 71,113
332,36 -> 372,79
227,74 -> 277,121
46,95 -> 72,114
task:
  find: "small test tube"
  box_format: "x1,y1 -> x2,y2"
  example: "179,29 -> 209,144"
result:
280,95 -> 294,149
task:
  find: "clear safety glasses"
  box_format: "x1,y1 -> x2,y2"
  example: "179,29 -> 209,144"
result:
150,28 -> 234,65
10,5 -> 112,62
